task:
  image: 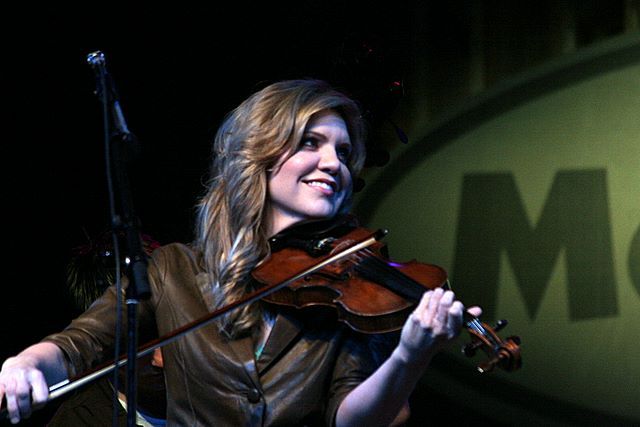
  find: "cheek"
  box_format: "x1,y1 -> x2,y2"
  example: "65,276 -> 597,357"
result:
288,153 -> 316,174
273,156 -> 313,184
269,158 -> 301,185
341,166 -> 353,188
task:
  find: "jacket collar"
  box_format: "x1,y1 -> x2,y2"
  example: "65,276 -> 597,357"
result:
256,310 -> 303,374
226,310 -> 304,383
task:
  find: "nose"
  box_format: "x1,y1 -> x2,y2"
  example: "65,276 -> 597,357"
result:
318,144 -> 341,175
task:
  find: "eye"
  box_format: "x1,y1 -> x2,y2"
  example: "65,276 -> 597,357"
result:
299,135 -> 319,150
336,144 -> 352,162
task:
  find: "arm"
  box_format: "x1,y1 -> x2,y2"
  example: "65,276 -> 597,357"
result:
336,288 -> 480,427
0,342 -> 68,424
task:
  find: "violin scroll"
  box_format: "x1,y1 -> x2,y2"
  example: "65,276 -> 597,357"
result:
461,316 -> 522,373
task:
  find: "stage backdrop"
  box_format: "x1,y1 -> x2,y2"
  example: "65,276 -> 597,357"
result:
355,33 -> 640,426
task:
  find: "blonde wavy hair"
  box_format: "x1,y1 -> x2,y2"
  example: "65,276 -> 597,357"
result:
195,79 -> 366,337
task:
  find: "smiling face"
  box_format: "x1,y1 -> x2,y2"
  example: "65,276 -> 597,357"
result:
267,110 -> 353,235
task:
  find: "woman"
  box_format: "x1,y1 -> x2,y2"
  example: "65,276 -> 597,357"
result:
0,79 -> 479,426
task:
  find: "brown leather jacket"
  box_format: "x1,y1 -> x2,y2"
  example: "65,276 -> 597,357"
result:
44,242 -> 395,426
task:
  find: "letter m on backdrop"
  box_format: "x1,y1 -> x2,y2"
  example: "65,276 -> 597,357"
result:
452,169 -> 616,321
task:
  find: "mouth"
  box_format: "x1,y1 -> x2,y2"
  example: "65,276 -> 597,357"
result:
304,179 -> 338,193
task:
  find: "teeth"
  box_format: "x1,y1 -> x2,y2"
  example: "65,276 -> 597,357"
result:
307,181 -> 333,191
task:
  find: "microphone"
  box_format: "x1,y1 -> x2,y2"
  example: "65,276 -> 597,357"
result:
86,51 -> 139,150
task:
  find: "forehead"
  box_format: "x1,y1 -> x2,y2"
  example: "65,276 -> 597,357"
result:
305,110 -> 350,140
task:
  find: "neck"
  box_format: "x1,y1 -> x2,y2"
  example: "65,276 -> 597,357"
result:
267,213 -> 316,237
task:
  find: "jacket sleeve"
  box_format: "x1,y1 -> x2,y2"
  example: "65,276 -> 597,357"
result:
41,255 -> 162,379
325,330 -> 400,426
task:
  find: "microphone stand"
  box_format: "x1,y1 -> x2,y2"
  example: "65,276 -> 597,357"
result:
87,51 -> 151,427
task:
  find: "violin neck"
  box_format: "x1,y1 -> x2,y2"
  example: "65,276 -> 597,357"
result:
354,255 -> 433,302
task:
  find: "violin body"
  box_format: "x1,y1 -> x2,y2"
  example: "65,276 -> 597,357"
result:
255,226 -> 446,333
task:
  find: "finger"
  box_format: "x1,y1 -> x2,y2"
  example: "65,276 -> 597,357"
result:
0,383 -> 5,410
4,379 -> 20,424
28,371 -> 48,407
435,291 -> 455,325
467,306 -> 482,318
17,396 -> 32,420
448,301 -> 464,338
412,290 -> 433,322
423,288 -> 444,326
15,380 -> 33,419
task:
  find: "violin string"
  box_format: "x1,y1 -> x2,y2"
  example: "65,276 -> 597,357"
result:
339,246 -> 500,350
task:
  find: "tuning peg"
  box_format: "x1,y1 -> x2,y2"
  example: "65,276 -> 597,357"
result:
462,341 -> 483,357
508,335 -> 521,345
477,356 -> 499,373
494,319 -> 508,332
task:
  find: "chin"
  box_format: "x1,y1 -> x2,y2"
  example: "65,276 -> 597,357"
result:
306,207 -> 339,220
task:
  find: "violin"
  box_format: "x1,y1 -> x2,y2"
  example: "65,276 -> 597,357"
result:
254,220 -> 522,373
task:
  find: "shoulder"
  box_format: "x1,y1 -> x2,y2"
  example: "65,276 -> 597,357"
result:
151,241 -> 199,259
148,242 -> 204,278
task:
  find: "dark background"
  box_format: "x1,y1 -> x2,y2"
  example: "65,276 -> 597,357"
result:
2,2 -> 634,425
3,3 -> 414,425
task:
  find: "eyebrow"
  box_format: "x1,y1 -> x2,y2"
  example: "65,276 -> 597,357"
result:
303,130 -> 352,145
304,130 -> 327,138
